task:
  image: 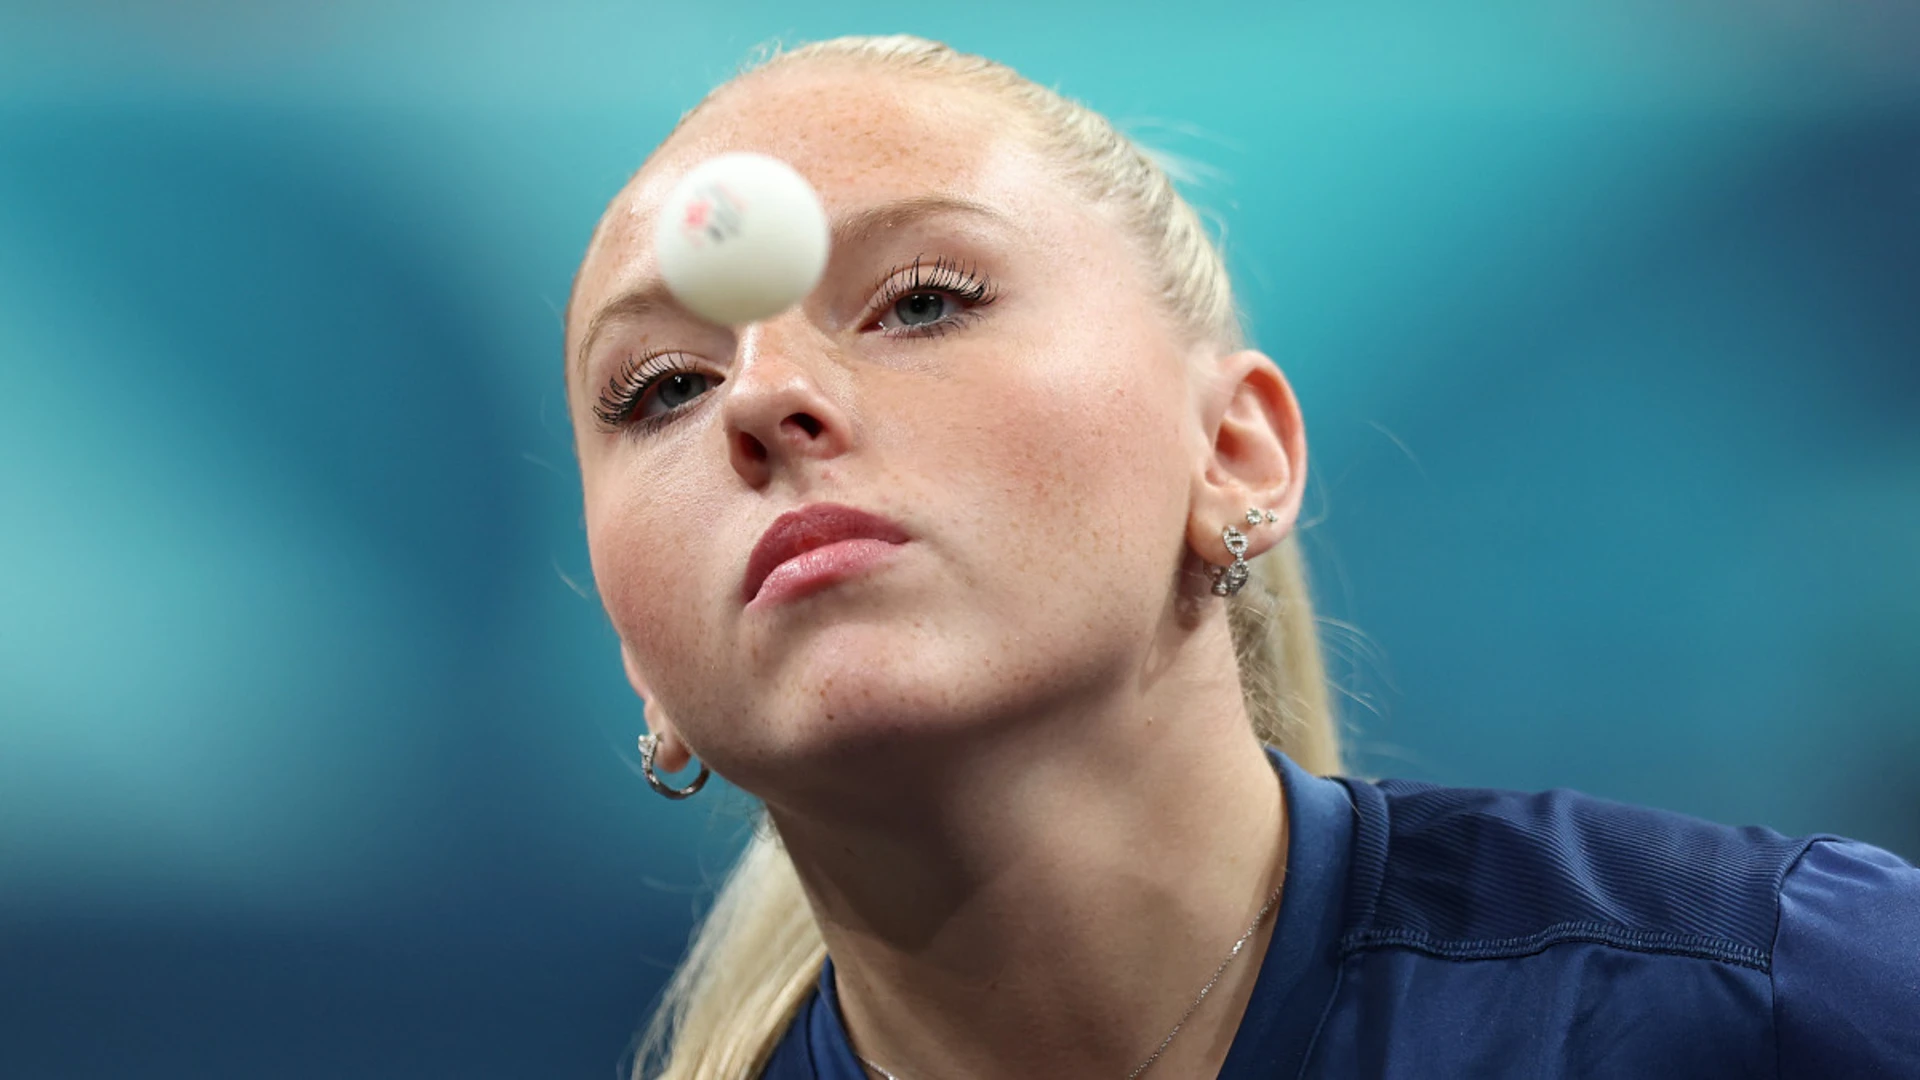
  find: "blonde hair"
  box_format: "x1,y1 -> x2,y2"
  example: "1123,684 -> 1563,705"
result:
621,34 -> 1343,1080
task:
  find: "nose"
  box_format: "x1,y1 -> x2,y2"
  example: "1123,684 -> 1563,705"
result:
721,317 -> 854,488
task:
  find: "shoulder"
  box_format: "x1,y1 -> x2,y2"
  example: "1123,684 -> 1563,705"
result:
1338,776 -> 1814,966
1773,837 -> 1920,1076
1330,776 -> 1920,1076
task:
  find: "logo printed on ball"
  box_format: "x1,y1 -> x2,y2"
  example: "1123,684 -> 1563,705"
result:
652,152 -> 829,325
681,183 -> 746,248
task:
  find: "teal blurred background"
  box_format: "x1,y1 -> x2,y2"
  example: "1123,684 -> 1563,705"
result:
2,2 -> 1915,1076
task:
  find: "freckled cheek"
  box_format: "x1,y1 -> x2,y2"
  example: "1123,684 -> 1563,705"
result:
585,495 -> 720,672
922,348 -> 1183,584
980,351 -> 1182,498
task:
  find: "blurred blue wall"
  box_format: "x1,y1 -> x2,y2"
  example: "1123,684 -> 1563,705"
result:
3,2 -> 1915,1076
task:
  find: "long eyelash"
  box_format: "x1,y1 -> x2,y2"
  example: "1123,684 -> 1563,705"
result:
875,255 -> 998,333
593,350 -> 701,432
594,259 -> 987,432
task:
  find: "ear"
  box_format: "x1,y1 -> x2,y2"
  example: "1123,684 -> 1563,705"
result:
1187,349 -> 1308,561
621,640 -> 694,773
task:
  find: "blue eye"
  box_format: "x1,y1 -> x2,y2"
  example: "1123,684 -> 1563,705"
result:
869,256 -> 998,336
645,372 -> 714,416
592,352 -> 720,434
888,291 -> 954,328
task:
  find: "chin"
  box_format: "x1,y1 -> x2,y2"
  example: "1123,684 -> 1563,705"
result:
760,620 -> 1024,753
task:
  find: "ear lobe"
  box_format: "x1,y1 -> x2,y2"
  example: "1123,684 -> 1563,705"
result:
1192,349 -> 1309,556
620,641 -> 693,772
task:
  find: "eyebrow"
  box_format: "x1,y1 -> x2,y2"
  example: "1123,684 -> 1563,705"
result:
570,194 -> 1009,384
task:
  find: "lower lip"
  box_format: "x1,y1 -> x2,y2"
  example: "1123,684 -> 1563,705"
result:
750,538 -> 904,608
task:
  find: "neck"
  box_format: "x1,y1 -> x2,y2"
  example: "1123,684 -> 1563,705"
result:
767,643 -> 1290,1080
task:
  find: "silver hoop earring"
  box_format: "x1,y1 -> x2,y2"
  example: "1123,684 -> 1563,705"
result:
1211,508 -> 1278,597
637,733 -> 710,800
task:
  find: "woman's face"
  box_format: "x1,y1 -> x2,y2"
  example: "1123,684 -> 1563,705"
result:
567,64 -> 1216,801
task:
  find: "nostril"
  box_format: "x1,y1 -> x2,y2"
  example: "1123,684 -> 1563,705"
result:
737,431 -> 769,463
785,413 -> 824,439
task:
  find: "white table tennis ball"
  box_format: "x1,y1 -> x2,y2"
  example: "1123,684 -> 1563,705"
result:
652,152 -> 830,326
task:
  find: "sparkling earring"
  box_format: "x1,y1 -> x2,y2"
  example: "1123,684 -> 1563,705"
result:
637,733 -> 710,800
1211,508 -> 1278,597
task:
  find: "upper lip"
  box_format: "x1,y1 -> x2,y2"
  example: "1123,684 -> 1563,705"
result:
742,503 -> 910,603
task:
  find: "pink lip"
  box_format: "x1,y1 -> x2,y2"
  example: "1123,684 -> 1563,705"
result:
743,503 -> 910,607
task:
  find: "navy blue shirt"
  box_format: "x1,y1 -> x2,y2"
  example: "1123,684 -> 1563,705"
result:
761,749 -> 1920,1077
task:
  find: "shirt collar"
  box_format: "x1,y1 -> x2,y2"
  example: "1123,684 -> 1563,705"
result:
795,746 -> 1357,1078
1216,746 -> 1357,1076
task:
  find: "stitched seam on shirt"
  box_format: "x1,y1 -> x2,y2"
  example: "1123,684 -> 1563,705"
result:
1337,919 -> 1771,972
1293,960 -> 1347,1080
1768,836 -> 1826,1080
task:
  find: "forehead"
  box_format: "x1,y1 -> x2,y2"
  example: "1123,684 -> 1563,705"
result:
657,62 -> 1024,204
569,64 -> 1078,341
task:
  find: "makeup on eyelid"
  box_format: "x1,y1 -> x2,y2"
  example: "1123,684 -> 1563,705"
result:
591,255 -> 997,433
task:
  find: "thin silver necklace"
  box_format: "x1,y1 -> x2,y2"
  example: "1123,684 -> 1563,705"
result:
853,867 -> 1287,1080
